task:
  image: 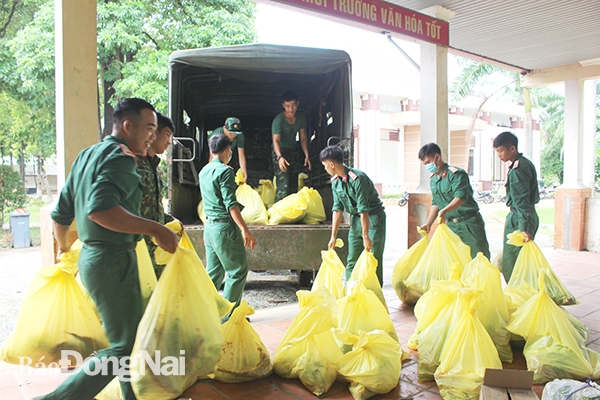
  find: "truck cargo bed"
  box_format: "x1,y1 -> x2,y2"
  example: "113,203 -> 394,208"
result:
184,223 -> 349,272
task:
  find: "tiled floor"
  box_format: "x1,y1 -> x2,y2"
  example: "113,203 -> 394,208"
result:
2,248 -> 600,399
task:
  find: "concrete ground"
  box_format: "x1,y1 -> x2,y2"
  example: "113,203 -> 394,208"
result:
1,199 -> 590,400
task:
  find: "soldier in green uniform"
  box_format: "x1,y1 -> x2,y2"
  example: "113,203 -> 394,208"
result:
36,99 -> 179,400
418,143 -> 490,260
199,133 -> 256,321
493,131 -> 539,281
137,112 -> 176,278
320,145 -> 386,286
272,91 -> 312,202
208,117 -> 247,182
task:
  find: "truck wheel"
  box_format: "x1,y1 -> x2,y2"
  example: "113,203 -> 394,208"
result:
298,270 -> 314,288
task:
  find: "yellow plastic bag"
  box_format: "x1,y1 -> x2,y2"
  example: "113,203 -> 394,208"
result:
337,282 -> 398,343
299,186 -> 326,225
267,192 -> 308,225
434,289 -> 503,399
213,300 -> 272,382
504,282 -> 587,345
505,272 -> 600,384
415,281 -> 465,381
312,239 -> 345,299
95,378 -> 123,400
197,200 -> 206,224
293,329 -> 344,396
136,239 -> 157,307
461,252 -> 512,363
393,228 -> 428,304
273,288 -> 338,378
258,179 -> 276,208
348,249 -> 387,310
336,330 -> 402,400
507,231 -> 577,306
504,281 -> 538,316
402,222 -> 471,304
130,245 -> 225,399
407,277 -> 462,351
0,246 -> 109,367
157,220 -> 234,319
298,172 -> 309,190
236,181 -> 268,225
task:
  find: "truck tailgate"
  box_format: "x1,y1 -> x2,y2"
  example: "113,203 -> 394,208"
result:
184,224 -> 350,271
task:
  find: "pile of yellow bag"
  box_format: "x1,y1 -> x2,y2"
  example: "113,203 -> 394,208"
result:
397,224 -> 585,398
197,171 -> 326,226
267,186 -> 326,225
407,255 -> 505,398
501,232 -> 596,385
274,244 -> 403,399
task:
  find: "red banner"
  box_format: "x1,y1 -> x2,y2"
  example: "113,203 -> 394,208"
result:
270,0 -> 449,46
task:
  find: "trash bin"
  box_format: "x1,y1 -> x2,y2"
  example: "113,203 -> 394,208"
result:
10,210 -> 31,248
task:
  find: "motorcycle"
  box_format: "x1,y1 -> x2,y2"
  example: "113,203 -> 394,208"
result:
398,191 -> 409,207
473,191 -> 494,204
539,185 -> 556,199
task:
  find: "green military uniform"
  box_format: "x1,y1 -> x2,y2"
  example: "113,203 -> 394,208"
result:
430,163 -> 490,260
137,154 -> 172,278
208,126 -> 245,151
271,112 -> 308,202
45,136 -> 143,400
502,153 -> 539,281
199,158 -> 248,321
331,166 -> 386,285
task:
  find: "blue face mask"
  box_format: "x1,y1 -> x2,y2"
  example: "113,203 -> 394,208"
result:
425,161 -> 438,173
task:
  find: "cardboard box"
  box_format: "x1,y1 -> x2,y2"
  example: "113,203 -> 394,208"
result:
479,369 -> 539,400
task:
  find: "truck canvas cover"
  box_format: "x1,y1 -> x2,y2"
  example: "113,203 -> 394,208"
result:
168,44 -> 353,222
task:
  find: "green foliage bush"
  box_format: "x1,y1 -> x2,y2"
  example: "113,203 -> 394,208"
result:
0,165 -> 27,224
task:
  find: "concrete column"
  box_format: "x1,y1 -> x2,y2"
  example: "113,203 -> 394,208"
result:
407,42 -> 448,247
554,79 -> 592,251
43,0 -> 97,266
55,0 -> 98,187
418,42 -> 448,190
582,79 -> 597,188
562,80 -> 585,188
361,94 -> 382,195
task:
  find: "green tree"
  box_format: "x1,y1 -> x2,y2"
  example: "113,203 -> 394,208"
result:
0,0 -> 257,193
451,57 -> 563,183
99,0 -> 257,136
451,59 -> 534,148
532,86 -> 565,184
1,1 -> 55,193
0,164 -> 27,224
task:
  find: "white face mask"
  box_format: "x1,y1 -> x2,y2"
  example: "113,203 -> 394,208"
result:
227,149 -> 232,164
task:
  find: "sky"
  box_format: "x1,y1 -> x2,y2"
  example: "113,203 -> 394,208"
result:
254,2 -> 440,99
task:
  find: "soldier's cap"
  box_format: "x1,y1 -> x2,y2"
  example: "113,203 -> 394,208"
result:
224,117 -> 242,134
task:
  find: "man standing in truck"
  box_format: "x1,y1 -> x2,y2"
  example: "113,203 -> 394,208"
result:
200,133 -> 256,322
208,117 -> 248,183
418,142 -> 490,260
493,131 -> 539,281
320,145 -> 386,286
272,91 -> 312,202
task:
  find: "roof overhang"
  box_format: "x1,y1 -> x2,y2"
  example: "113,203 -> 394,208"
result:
260,0 -> 600,84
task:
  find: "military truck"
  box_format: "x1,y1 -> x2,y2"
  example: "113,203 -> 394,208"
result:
167,44 -> 353,285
